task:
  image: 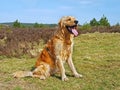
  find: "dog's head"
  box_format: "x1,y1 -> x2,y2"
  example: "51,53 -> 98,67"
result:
58,16 -> 79,36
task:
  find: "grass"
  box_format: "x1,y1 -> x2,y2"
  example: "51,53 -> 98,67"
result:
0,32 -> 120,90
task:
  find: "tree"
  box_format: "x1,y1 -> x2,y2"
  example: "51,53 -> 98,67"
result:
99,15 -> 110,26
33,22 -> 40,28
13,20 -> 21,28
90,18 -> 99,26
115,22 -> 120,26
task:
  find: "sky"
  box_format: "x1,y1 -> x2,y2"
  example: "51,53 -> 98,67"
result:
0,0 -> 120,25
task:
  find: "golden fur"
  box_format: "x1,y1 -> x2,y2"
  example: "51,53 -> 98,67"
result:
13,16 -> 82,81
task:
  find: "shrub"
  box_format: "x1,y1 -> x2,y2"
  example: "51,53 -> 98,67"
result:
0,26 -> 120,57
80,22 -> 92,30
13,20 -> 21,28
33,22 -> 40,28
0,27 -> 56,57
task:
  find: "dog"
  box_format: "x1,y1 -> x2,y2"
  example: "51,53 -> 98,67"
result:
13,16 -> 82,81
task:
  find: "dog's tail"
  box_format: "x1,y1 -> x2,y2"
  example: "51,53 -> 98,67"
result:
13,71 -> 33,78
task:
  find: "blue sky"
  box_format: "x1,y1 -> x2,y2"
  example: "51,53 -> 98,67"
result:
0,0 -> 120,25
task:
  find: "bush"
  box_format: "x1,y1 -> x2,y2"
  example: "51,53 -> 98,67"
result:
13,20 -> 21,28
33,22 -> 40,28
0,27 -> 56,57
80,22 -> 92,30
0,26 -> 120,57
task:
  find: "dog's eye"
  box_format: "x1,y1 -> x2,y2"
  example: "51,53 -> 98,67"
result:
67,18 -> 71,21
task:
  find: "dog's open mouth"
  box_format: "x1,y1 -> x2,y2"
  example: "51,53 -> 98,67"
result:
66,25 -> 78,36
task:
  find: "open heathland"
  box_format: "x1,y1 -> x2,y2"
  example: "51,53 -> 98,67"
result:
0,32 -> 120,90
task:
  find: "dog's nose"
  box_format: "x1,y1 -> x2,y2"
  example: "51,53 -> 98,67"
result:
74,20 -> 78,24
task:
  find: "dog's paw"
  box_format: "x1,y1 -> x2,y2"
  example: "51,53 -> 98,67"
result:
40,75 -> 46,80
74,73 -> 83,78
62,76 -> 69,81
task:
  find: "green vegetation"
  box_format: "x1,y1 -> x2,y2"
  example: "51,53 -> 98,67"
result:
80,22 -> 92,30
13,20 -> 22,28
33,22 -> 40,28
0,15 -> 115,28
115,22 -> 120,26
81,15 -> 110,30
0,32 -> 120,90
33,22 -> 47,28
0,14 -> 120,90
90,18 -> 99,26
90,15 -> 110,26
99,15 -> 110,26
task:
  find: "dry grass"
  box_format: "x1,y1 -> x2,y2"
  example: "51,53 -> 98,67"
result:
0,32 -> 120,90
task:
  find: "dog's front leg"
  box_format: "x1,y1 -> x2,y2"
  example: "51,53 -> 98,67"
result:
56,56 -> 69,81
67,55 -> 83,78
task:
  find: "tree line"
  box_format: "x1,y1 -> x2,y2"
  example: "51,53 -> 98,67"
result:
12,15 -> 119,28
13,20 -> 46,28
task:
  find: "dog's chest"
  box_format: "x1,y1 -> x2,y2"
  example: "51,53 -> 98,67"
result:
55,41 -> 73,61
54,35 -> 74,61
62,44 -> 72,60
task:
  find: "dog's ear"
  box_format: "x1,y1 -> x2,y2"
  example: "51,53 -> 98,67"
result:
58,19 -> 63,28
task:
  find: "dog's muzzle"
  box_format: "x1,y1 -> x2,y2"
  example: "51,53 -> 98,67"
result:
66,24 -> 78,37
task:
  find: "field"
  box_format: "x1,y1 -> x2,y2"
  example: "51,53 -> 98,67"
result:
0,32 -> 120,90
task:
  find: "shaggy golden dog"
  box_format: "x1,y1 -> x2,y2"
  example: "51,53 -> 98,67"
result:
13,16 -> 82,81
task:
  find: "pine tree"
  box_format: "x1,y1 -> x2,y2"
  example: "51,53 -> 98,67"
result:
90,18 -> 99,26
99,15 -> 110,26
115,22 -> 120,26
13,20 -> 21,28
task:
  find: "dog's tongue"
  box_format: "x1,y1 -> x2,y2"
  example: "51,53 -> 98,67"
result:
72,29 -> 78,36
